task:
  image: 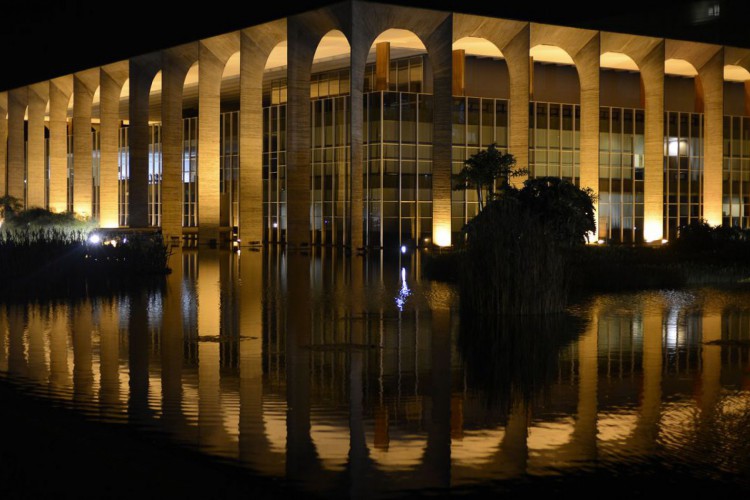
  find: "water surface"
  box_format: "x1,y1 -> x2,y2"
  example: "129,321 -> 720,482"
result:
2,249 -> 750,496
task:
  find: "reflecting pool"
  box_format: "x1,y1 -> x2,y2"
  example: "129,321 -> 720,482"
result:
2,248 -> 750,495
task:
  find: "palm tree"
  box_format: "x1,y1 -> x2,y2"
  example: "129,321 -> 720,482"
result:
454,144 -> 526,211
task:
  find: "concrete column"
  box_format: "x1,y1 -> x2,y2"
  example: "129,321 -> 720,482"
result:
49,77 -> 72,213
573,34 -> 600,235
700,49 -> 724,227
162,48 -> 195,242
503,26 -> 531,187
73,71 -> 98,218
7,88 -> 27,204
129,56 -> 160,228
0,93 -> 7,197
27,84 -> 47,209
286,17 -> 316,247
429,17 -> 454,247
641,42 -> 665,242
197,44 -> 224,245
100,64 -> 128,228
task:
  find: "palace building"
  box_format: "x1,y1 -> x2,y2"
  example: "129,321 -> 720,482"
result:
0,0 -> 748,248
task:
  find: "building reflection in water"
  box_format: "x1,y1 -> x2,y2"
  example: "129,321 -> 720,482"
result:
1,250 -> 750,494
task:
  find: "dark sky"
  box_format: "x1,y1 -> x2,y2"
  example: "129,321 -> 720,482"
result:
2,0 -> 749,91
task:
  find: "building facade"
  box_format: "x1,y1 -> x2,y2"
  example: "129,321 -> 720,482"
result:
1,1 -> 750,247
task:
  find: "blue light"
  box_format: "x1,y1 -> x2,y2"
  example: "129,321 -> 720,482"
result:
88,233 -> 101,244
400,245 -> 407,254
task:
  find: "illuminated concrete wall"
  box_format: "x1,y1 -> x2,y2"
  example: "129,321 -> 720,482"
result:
0,0 -> 745,245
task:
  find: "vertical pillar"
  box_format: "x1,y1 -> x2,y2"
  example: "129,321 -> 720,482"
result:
700,49 -> 724,226
286,17 -> 316,246
744,81 -> 750,117
26,307 -> 48,383
641,42 -> 665,242
73,71 -> 98,218
27,84 -> 47,209
574,34 -> 600,237
452,49 -> 465,97
129,56 -> 159,228
375,42 -> 390,91
429,17 -> 454,247
162,51 -> 192,242
503,26 -> 530,187
100,65 -> 127,228
239,32 -> 267,247
49,77 -> 72,213
7,88 -> 27,204
198,44 -> 223,245
0,93 -> 7,197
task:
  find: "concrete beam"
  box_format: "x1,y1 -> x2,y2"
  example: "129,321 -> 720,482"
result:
48,76 -> 72,213
27,83 -> 48,209
239,20 -> 286,247
7,88 -> 27,205
73,69 -> 98,219
100,62 -> 128,228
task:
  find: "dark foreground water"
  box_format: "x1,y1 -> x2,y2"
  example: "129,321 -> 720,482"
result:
2,248 -> 750,497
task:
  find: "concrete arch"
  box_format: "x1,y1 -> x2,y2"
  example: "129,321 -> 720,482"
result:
666,39 -> 724,227
349,2 -> 454,247
601,32 -> 665,241
724,47 -> 750,116
453,15 -> 530,189
238,18 -> 286,248
531,24 -> 600,239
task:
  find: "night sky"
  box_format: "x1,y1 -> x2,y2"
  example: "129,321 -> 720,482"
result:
2,0 -> 749,91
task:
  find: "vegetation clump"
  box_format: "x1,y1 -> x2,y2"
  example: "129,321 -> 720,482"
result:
0,197 -> 170,299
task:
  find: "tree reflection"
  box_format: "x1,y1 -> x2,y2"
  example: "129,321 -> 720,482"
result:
458,312 -> 587,417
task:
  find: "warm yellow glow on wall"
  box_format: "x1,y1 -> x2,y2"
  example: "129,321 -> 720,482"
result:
643,219 -> 663,243
99,215 -> 119,229
434,226 -> 451,247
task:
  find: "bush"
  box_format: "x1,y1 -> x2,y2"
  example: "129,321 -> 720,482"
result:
460,177 -> 595,315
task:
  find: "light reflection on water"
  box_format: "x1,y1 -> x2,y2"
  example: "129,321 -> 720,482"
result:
1,248 -> 750,494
